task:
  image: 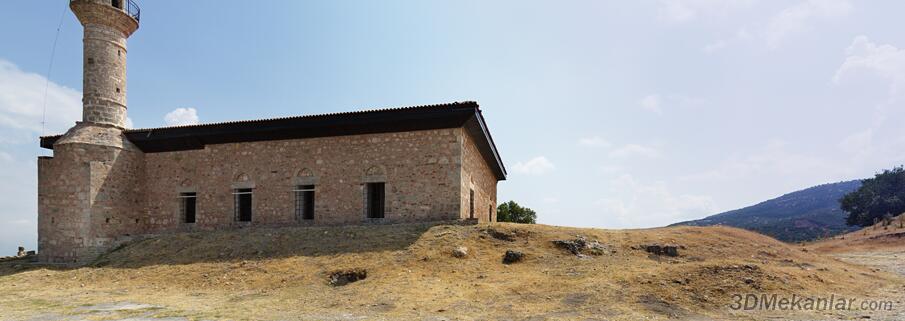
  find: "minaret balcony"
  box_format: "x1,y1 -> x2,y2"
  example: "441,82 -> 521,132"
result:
70,0 -> 140,22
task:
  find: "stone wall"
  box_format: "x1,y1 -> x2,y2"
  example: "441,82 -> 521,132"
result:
38,127 -> 146,263
459,129 -> 498,223
39,126 -> 500,264
142,128 -> 474,231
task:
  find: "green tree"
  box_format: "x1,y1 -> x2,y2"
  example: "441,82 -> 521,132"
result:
840,166 -> 905,227
496,201 -> 536,224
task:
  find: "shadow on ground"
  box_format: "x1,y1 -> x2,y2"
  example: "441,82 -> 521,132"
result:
0,220 -> 460,275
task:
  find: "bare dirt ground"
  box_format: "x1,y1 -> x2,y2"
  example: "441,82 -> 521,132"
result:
0,222 -> 902,321
805,216 -> 905,321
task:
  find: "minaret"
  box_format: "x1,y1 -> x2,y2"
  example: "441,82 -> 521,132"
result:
37,0 -> 143,264
70,0 -> 139,128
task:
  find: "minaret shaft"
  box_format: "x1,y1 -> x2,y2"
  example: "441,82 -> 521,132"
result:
81,24 -> 128,126
70,0 -> 139,128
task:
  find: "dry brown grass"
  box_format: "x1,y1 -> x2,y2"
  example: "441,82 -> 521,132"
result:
807,214 -> 905,254
0,222 -> 900,320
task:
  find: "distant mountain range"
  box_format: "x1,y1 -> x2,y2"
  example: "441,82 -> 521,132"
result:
671,180 -> 863,243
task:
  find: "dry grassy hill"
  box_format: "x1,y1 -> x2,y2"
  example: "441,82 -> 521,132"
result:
807,214 -> 905,283
0,222 -> 901,320
808,214 -> 905,254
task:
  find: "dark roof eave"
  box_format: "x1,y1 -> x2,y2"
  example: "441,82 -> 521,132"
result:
39,101 -> 507,180
472,110 -> 507,180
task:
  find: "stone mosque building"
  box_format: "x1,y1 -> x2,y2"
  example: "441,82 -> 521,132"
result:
37,0 -> 506,264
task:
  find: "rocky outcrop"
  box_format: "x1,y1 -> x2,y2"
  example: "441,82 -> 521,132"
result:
502,250 -> 524,264
552,236 -> 613,257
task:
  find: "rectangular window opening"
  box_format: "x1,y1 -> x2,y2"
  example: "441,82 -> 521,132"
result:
112,0 -> 122,9
366,183 -> 385,219
233,188 -> 253,222
294,185 -> 315,220
179,192 -> 197,224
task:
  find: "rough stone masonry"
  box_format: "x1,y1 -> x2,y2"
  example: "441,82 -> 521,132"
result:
37,0 -> 506,264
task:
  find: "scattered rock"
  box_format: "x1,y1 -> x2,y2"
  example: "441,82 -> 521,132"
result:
641,244 -> 680,257
452,246 -> 468,258
328,269 -> 367,286
502,250 -> 524,264
552,236 -> 612,256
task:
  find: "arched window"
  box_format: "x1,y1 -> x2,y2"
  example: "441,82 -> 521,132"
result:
365,166 -> 386,176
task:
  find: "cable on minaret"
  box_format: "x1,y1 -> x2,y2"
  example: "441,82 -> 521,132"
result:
40,0 -> 70,137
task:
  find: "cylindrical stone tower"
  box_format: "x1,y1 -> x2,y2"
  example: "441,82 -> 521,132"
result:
70,0 -> 139,128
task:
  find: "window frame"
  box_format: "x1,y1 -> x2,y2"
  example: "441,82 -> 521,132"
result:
293,185 -> 315,221
366,182 -> 385,219
178,192 -> 197,224
233,188 -> 253,222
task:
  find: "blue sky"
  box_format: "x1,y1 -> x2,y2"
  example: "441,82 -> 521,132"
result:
1,0 -> 904,254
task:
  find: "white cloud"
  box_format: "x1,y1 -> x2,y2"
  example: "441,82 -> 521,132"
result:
639,94 -> 663,114
765,0 -> 852,48
512,156 -> 555,175
838,128 -> 873,156
680,139 -> 847,185
702,1 -> 851,52
0,58 -> 79,254
0,59 -> 80,138
609,144 -> 661,159
598,165 -> 624,174
657,0 -> 756,23
578,136 -> 611,148
702,40 -> 728,54
164,107 -> 200,126
542,197 -> 560,204
596,174 -> 718,227
658,0 -> 696,22
834,36 -> 905,98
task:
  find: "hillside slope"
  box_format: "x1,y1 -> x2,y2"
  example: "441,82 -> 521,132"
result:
0,222 -> 900,320
808,214 -> 905,254
672,180 -> 862,242
807,214 -> 905,295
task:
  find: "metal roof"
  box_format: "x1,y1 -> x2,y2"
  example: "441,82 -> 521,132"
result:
40,101 -> 507,180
